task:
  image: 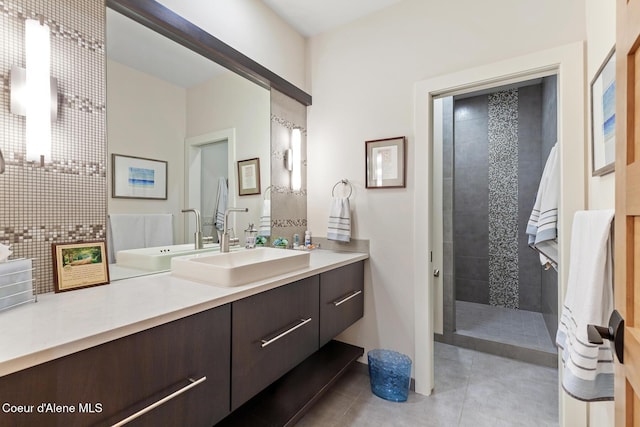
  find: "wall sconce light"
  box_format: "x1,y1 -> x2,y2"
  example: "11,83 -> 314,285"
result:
10,18 -> 58,163
285,128 -> 302,191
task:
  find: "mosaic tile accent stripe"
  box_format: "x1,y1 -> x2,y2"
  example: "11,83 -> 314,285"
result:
270,89 -> 307,242
270,114 -> 308,134
272,219 -> 308,228
0,0 -> 106,294
488,89 -> 519,309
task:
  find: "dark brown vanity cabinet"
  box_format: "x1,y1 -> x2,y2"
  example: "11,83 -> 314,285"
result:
231,275 -> 320,410
0,305 -> 231,427
319,261 -> 365,346
0,260 -> 366,426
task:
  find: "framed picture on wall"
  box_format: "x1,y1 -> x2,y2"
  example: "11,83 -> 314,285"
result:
590,46 -> 616,177
365,136 -> 406,188
237,158 -> 261,196
112,154 -> 168,199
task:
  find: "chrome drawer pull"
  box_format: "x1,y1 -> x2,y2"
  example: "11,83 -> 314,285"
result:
333,290 -> 362,307
261,317 -> 312,348
111,376 -> 207,427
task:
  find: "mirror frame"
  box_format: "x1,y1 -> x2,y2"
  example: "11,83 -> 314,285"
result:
106,0 -> 312,106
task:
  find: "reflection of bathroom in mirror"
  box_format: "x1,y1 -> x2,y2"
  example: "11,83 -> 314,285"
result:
105,7 -> 271,273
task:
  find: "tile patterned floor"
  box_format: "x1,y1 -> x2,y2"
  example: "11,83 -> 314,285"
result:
296,342 -> 559,427
455,301 -> 557,353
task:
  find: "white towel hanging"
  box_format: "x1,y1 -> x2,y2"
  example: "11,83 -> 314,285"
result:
556,209 -> 615,401
327,197 -> 351,242
527,143 -> 559,265
259,199 -> 271,237
144,214 -> 173,247
108,214 -> 145,262
214,177 -> 228,231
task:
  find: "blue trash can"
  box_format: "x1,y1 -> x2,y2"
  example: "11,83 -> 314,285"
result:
367,349 -> 412,402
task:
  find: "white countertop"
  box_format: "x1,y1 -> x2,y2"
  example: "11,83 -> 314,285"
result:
0,249 -> 368,377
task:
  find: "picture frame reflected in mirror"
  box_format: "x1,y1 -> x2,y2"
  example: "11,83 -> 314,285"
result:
237,157 -> 261,196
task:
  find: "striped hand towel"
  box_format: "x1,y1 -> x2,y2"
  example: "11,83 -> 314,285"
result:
214,177 -> 228,231
258,199 -> 271,237
556,210 -> 615,401
327,197 -> 351,242
527,143 -> 559,263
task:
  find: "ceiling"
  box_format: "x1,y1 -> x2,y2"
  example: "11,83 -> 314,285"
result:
106,1 -> 402,88
261,0 -> 403,37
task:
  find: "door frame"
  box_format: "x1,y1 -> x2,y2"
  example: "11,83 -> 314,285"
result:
412,42 -> 585,424
184,128 -> 236,242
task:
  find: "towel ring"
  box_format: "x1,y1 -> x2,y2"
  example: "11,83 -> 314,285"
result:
332,179 -> 353,198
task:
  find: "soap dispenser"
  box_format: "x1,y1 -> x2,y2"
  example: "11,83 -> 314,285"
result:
244,224 -> 257,249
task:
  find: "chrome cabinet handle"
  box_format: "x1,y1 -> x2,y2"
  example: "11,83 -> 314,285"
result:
332,290 -> 362,307
261,317 -> 312,348
111,376 -> 207,427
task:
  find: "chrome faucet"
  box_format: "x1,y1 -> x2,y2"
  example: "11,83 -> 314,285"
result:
181,208 -> 203,249
221,207 -> 248,252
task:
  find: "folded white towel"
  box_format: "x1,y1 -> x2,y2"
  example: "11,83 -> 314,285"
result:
108,214 -> 145,262
144,214 -> 173,248
259,199 -> 271,237
556,209 -> 615,401
0,258 -> 33,310
527,143 -> 559,264
327,197 -> 351,242
214,177 -> 228,231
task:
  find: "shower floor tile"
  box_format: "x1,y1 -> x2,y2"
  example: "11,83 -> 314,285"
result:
455,300 -> 557,353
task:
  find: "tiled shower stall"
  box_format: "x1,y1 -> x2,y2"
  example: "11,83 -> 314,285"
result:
437,76 -> 559,365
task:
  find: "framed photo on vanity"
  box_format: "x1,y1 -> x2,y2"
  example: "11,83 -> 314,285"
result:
590,47 -> 616,176
52,241 -> 110,293
365,136 -> 406,188
112,154 -> 168,199
237,158 -> 261,196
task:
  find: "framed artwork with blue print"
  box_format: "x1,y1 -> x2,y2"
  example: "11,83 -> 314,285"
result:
590,46 -> 616,176
112,154 -> 168,199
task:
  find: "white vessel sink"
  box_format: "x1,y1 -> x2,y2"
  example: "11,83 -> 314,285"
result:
171,247 -> 311,287
116,243 -> 219,271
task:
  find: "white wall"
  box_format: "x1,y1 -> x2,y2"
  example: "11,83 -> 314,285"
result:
156,0 -> 307,91
306,0 -> 586,377
107,59 -> 187,242
587,0 -> 616,210
186,71 -> 271,229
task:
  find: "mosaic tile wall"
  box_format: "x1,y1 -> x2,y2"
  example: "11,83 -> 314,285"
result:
0,0 -> 106,294
270,89 -> 307,242
487,89 -> 519,308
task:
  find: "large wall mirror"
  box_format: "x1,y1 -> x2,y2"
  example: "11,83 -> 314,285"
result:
106,1 -> 277,280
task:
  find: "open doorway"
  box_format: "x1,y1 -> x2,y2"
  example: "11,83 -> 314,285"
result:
185,129 -> 236,244
432,77 -> 558,367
